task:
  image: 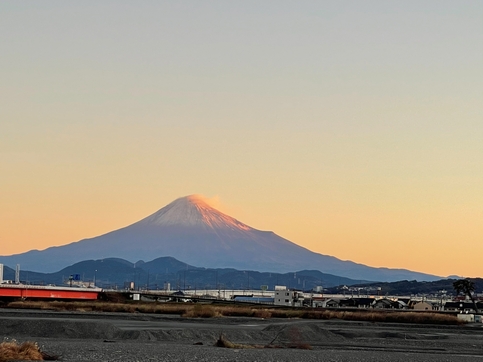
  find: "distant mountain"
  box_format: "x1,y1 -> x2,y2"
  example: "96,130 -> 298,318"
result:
0,195 -> 441,282
2,256 -> 371,290
1,257 -> 192,287
324,278 -> 483,297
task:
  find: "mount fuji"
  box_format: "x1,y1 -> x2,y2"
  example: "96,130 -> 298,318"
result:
0,195 -> 440,282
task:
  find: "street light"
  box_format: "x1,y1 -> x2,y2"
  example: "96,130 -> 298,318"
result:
94,270 -> 97,287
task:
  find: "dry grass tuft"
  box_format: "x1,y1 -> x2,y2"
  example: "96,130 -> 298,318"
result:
0,340 -> 58,361
214,334 -> 255,349
217,306 -> 254,317
182,304 -> 221,318
253,308 -> 272,319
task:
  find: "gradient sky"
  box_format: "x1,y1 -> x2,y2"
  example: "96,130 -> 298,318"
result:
1,1 -> 482,278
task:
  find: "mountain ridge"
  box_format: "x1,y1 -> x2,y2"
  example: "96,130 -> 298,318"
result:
0,256 -> 373,289
0,195 -> 441,282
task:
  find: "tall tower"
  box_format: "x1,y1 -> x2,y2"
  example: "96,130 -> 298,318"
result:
15,264 -> 20,284
0,264 -> 3,283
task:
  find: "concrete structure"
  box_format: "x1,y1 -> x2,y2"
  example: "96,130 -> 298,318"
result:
15,264 -> 20,284
338,297 -> 374,308
124,281 -> 135,290
311,297 -> 329,308
310,297 -> 340,308
457,314 -> 476,323
274,289 -> 304,307
373,298 -> 407,309
233,296 -> 274,304
413,301 -> 434,311
0,264 -> 3,284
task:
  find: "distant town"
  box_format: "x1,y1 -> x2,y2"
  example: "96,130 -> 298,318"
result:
1,261 -> 482,323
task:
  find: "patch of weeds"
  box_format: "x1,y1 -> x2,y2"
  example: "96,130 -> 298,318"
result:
183,304 -> 220,318
0,339 -> 59,361
214,334 -> 255,349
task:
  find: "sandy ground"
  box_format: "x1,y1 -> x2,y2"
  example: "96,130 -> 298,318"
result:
1,308 -> 483,361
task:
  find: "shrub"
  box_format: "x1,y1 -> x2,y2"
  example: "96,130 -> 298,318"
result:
214,334 -> 255,349
253,309 -> 272,319
0,340 -> 58,361
182,304 -> 220,318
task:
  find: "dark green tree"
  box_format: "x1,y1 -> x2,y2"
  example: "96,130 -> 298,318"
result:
453,278 -> 479,314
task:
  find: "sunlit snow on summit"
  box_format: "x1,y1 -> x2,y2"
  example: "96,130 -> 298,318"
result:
137,195 -> 252,231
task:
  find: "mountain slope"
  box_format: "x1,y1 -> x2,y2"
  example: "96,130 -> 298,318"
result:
0,195 -> 440,282
2,256 -> 371,289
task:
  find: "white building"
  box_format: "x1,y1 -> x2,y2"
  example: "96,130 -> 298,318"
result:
274,288 -> 304,307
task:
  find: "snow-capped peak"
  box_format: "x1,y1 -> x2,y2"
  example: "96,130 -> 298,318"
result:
137,195 -> 253,231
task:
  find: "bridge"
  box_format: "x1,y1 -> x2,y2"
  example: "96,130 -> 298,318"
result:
0,284 -> 101,300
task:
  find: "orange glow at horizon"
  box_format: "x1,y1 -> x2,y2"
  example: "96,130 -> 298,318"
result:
2,193 -> 482,278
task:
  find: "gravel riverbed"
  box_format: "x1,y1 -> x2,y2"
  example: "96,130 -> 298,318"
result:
1,309 -> 483,361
